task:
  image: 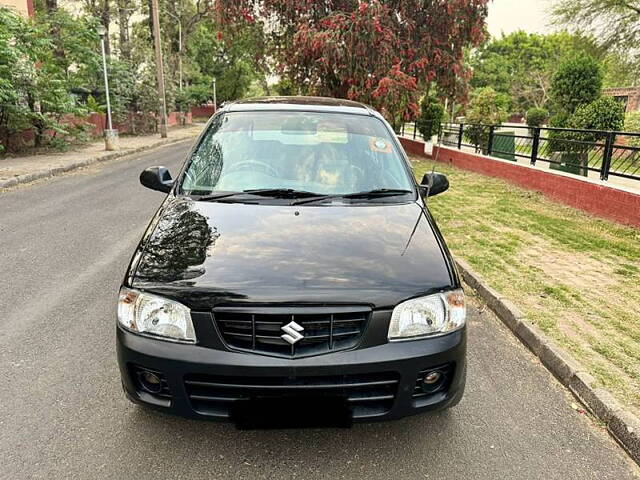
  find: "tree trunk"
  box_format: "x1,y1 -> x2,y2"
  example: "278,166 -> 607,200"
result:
259,76 -> 270,96
42,0 -> 67,63
117,0 -> 132,60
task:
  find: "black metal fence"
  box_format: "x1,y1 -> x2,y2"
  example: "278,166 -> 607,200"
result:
396,122 -> 640,183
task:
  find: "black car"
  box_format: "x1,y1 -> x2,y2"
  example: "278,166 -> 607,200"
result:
117,96 -> 466,425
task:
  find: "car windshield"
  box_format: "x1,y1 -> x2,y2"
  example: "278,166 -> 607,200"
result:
179,111 -> 414,197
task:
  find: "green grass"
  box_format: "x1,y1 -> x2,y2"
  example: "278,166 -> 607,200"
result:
412,156 -> 640,416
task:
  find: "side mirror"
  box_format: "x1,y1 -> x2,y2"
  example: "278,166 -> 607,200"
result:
140,166 -> 173,193
420,172 -> 449,197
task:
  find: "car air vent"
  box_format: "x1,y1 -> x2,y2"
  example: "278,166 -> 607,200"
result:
213,306 -> 370,358
184,371 -> 399,419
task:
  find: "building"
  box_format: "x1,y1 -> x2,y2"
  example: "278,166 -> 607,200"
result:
0,0 -> 33,17
603,87 -> 640,113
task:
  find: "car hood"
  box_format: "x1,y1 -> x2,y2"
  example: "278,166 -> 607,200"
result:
130,197 -> 455,310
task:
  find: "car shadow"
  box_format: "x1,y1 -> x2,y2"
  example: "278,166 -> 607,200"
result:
124,401 -> 458,467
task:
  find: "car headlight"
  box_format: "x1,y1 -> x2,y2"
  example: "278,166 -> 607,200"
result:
388,289 -> 466,341
117,287 -> 196,343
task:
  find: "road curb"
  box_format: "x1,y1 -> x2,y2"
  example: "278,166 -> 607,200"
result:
0,134 -> 197,191
455,257 -> 640,465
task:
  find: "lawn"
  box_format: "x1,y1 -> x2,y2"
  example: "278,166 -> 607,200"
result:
411,156 -> 640,416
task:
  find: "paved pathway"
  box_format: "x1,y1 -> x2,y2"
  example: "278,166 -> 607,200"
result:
0,124 -> 204,182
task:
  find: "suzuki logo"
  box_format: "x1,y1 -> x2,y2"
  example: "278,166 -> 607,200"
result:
281,321 -> 304,345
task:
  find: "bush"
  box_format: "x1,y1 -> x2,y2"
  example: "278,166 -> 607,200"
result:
548,98 -> 624,153
550,56 -> 603,115
625,111 -> 640,148
570,96 -> 625,135
464,87 -> 508,151
274,78 -> 296,96
547,97 -> 624,176
416,96 -> 444,140
526,107 -> 549,128
547,112 -> 571,152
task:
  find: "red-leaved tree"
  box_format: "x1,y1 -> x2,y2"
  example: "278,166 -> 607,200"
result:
216,0 -> 489,121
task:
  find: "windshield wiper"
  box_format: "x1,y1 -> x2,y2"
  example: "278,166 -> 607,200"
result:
193,191 -> 245,202
291,194 -> 337,206
242,188 -> 322,198
292,188 -> 414,205
195,188 -> 412,204
340,188 -> 413,199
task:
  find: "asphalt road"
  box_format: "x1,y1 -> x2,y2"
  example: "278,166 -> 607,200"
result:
0,141 -> 637,480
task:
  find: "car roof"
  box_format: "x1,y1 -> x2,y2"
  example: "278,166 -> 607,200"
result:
224,96 -> 376,116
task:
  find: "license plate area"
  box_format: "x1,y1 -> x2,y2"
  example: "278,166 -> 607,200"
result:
231,395 -> 352,429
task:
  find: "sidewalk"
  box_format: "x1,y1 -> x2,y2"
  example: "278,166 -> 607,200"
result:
0,123 -> 205,189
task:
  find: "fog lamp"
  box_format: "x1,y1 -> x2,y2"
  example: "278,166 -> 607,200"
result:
423,371 -> 442,385
139,371 -> 163,393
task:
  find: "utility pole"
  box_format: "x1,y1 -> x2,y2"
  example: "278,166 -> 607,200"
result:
177,19 -> 182,91
151,0 -> 168,138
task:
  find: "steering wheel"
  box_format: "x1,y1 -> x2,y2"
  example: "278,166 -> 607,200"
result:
224,159 -> 279,177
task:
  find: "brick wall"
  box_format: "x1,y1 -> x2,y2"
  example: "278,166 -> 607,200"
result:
603,87 -> 640,113
191,105 -> 216,118
399,137 -> 640,228
2,111 -> 192,152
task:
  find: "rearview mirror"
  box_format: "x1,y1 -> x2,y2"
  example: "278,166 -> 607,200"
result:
420,172 -> 449,197
140,166 -> 174,193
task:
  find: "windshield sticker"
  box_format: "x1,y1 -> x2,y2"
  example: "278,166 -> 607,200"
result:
369,137 -> 392,153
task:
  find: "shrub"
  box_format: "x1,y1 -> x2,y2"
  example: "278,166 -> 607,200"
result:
550,56 -> 603,115
625,111 -> 640,148
547,112 -> 571,152
570,96 -> 625,135
416,95 -> 444,140
526,107 -> 549,128
85,95 -> 104,114
464,87 -> 508,151
547,97 -> 625,176
548,98 -> 624,153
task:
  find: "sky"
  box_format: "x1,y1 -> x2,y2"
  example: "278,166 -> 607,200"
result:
487,0 -> 553,38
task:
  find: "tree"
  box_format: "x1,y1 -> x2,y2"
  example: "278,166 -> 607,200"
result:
547,56 -> 603,157
216,0 -> 489,121
469,31 -> 606,114
0,7 -> 88,150
416,96 -> 444,140
552,0 -> 640,51
602,51 -> 640,88
550,56 -> 603,115
183,18 -> 264,105
552,0 -> 640,89
464,87 -> 508,151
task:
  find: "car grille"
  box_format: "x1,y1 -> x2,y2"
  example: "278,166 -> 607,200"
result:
213,306 -> 370,358
184,371 -> 400,420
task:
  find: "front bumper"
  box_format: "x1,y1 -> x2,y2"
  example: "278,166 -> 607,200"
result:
117,325 -> 466,423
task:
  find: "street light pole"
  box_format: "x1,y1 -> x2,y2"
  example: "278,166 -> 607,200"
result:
97,25 -> 117,150
151,0 -> 168,138
178,20 -> 182,91
213,77 -> 217,113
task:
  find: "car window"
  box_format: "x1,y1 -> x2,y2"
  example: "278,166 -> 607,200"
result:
179,111 -> 413,196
